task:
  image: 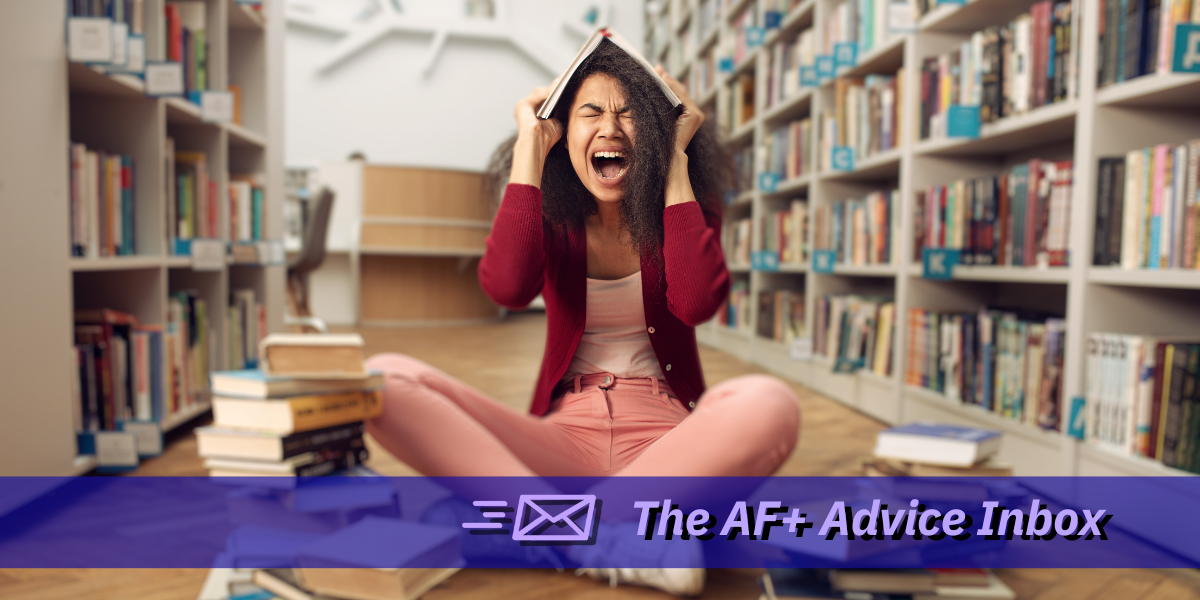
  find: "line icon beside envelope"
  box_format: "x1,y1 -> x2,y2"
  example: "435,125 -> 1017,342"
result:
513,494 -> 599,543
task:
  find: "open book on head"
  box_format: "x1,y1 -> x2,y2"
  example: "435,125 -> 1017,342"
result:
536,27 -> 682,120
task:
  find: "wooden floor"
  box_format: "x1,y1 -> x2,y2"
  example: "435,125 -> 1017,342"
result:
3,313 -> 1199,599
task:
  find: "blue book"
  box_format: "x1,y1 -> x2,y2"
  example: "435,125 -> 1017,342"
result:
874,422 -> 1002,467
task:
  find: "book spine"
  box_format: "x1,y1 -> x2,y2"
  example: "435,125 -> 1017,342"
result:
1162,343 -> 1188,466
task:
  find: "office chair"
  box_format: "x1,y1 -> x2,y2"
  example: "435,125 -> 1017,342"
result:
286,187 -> 334,333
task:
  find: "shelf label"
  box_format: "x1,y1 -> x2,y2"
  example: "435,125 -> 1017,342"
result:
946,105 -> 981,138
922,247 -> 961,279
833,42 -> 858,69
718,56 -> 734,73
764,11 -> 782,29
812,249 -> 837,273
758,172 -> 779,192
789,337 -> 812,361
120,421 -> 163,457
833,356 -> 865,373
831,146 -> 854,171
751,251 -> 780,272
67,17 -> 114,63
1172,24 -> 1200,72
92,431 -> 139,468
887,0 -> 917,33
799,65 -> 819,87
144,62 -> 185,96
1067,396 -> 1086,440
201,91 -> 235,123
745,27 -> 765,48
120,35 -> 146,74
109,22 -> 129,68
191,239 -> 226,271
815,55 -> 835,83
264,240 -> 286,265
937,0 -> 966,4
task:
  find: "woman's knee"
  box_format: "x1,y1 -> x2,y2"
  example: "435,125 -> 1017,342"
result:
365,353 -> 438,384
705,374 -> 800,438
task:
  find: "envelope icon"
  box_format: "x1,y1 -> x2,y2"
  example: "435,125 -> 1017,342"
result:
512,494 -> 598,542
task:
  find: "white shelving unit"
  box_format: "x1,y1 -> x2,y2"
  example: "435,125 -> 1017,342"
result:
0,0 -> 285,477
649,0 -> 1200,476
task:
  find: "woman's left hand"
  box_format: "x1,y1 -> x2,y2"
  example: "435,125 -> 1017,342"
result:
655,65 -> 704,154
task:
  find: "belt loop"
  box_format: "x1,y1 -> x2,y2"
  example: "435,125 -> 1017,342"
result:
650,377 -> 659,395
574,374 -> 581,395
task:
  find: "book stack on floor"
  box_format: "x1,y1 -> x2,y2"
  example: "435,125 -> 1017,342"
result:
200,334 -> 382,479
1093,140 -> 1200,270
919,1 -> 1078,140
760,568 -> 1015,600
906,308 -> 1066,430
915,160 -> 1074,268
863,422 -> 1011,477
1084,335 -> 1200,473
814,294 -> 896,376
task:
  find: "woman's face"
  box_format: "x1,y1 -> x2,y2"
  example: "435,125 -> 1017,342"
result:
567,73 -> 635,205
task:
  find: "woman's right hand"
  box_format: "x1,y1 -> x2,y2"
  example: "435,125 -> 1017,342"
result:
510,82 -> 562,188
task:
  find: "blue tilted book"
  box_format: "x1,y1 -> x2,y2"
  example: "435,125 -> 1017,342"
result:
873,422 -> 1002,467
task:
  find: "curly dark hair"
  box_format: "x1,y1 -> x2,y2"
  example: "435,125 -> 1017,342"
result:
486,38 -> 731,255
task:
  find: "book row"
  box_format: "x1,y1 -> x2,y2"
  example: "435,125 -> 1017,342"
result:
821,72 -> 904,167
760,199 -> 809,265
914,159 -> 1074,267
764,117 -> 814,182
815,294 -> 896,376
1097,0 -> 1199,88
757,289 -> 807,345
813,190 -> 896,267
906,308 -> 1066,431
766,26 -> 815,109
69,143 -> 135,258
918,0 -> 1078,140
731,144 -> 755,198
1093,140 -> 1200,270
166,139 -> 266,248
719,279 -> 752,332
1085,334 -> 1200,474
724,218 -> 753,267
823,0 -> 906,59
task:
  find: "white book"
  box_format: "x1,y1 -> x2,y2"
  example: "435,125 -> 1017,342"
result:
537,28 -> 679,120
874,422 -> 1002,467
1122,150 -> 1142,269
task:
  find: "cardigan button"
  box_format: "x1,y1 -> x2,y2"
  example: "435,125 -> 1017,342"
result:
647,326 -> 655,334
665,364 -> 672,371
688,401 -> 696,408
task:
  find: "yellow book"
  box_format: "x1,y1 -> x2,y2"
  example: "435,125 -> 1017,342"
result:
213,390 -> 383,434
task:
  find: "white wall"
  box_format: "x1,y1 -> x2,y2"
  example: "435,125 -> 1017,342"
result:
285,0 -> 646,171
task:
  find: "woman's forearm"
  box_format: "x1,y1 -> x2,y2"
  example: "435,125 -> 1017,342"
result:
664,150 -> 696,207
509,135 -> 548,188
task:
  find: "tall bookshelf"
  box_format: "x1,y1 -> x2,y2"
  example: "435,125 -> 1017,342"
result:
0,0 -> 284,478
647,0 -> 1200,476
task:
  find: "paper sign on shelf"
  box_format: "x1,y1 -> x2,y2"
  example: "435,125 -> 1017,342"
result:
830,146 -> 854,171
264,240 -> 286,265
789,337 -> 812,361
144,62 -> 185,96
68,17 -> 114,63
746,27 -> 765,48
114,35 -> 146,74
800,65 -> 819,87
93,431 -> 139,468
815,55 -> 835,83
718,56 -> 734,73
833,42 -> 858,69
758,172 -> 779,192
109,22 -> 128,68
922,247 -> 960,279
191,239 -> 226,271
120,421 -> 163,457
887,0 -> 917,33
751,251 -> 780,272
764,11 -> 782,29
946,105 -> 981,138
1172,24 -> 1200,72
201,91 -> 235,123
812,249 -> 836,273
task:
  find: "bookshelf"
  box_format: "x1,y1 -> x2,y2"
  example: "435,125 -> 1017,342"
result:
0,0 -> 284,477
649,0 -> 1200,476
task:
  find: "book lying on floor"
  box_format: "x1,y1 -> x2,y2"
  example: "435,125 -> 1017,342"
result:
873,422 -> 1002,467
830,569 -> 992,594
860,456 -> 1014,477
211,369 -> 384,398
260,334 -> 366,378
205,445 -> 370,479
198,422 -> 366,462
212,390 -> 382,434
536,27 -> 680,119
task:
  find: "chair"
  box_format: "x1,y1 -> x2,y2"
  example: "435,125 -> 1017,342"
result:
286,187 -> 334,333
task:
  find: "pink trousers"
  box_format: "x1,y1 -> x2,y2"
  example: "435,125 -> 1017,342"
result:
363,354 -> 801,477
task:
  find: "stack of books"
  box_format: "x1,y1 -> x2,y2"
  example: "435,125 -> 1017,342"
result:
865,422 -> 1010,476
760,568 -> 1015,600
200,334 -> 383,479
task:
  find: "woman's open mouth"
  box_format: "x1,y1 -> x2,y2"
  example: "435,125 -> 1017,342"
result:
591,150 -> 628,182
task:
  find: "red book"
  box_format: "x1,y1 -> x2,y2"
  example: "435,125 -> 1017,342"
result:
1025,159 -> 1042,266
1149,342 -> 1169,460
997,174 -> 1009,265
165,4 -> 182,63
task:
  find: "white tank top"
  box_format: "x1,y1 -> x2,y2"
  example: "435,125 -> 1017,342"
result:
564,271 -> 666,382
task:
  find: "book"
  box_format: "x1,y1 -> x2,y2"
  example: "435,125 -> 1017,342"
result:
213,390 -> 382,434
911,573 -> 1016,600
198,422 -> 366,462
260,334 -> 367,378
873,422 -> 1002,467
206,446 -> 368,478
830,570 -> 935,594
536,28 -> 679,120
211,369 -> 385,399
253,568 -> 341,600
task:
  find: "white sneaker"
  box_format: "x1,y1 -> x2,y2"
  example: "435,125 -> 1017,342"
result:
577,567 -> 705,597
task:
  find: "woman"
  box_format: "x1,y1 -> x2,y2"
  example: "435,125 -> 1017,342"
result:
365,40 -> 800,593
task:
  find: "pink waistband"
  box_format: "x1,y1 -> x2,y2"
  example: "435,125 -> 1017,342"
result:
557,373 -> 668,396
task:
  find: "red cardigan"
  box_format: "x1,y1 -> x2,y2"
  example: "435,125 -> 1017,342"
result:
478,184 -> 731,416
